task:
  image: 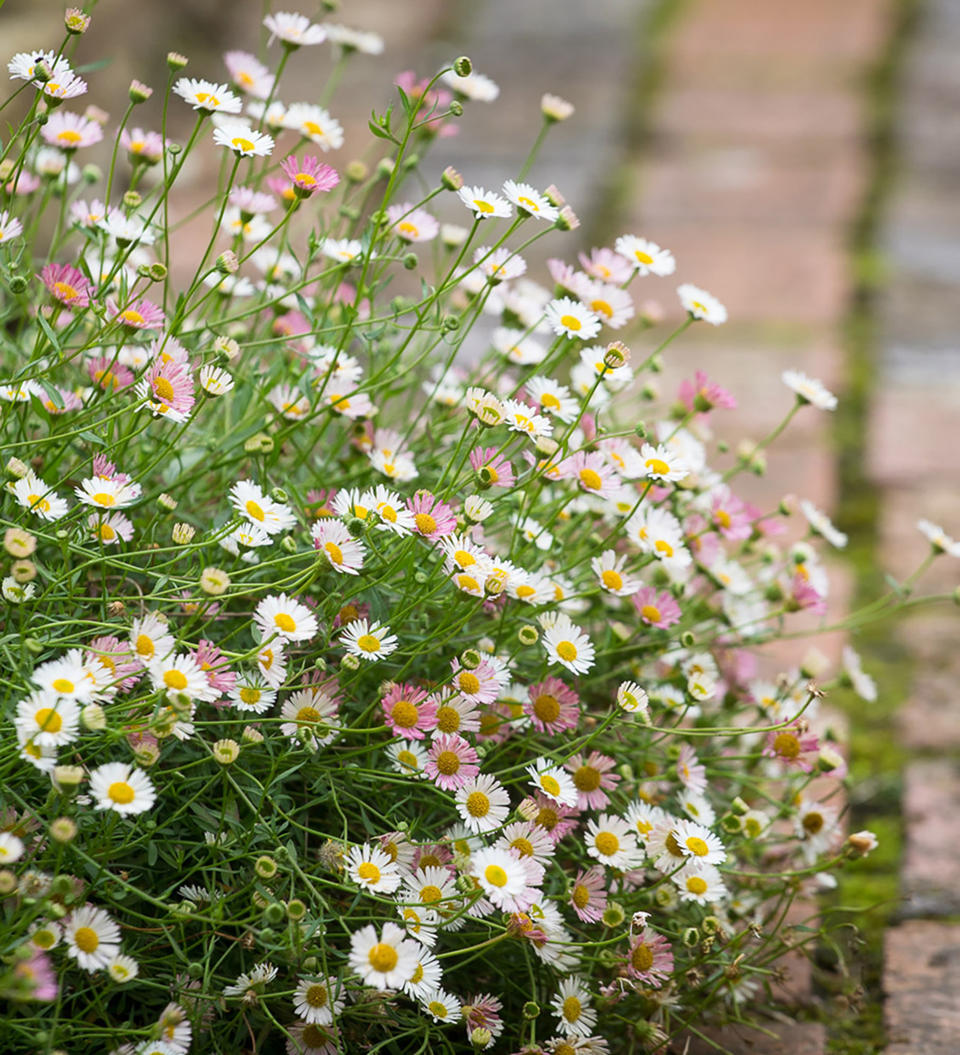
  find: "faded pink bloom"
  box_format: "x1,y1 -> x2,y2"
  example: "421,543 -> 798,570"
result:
424,733 -> 479,791
565,750 -> 620,810
525,675 -> 579,735
624,929 -> 674,985
675,744 -> 707,794
88,356 -> 134,392
280,153 -> 339,196
469,445 -> 515,488
407,491 -> 457,541
85,635 -> 142,692
382,683 -> 437,740
569,865 -> 608,923
41,263 -> 91,308
632,586 -> 681,629
194,640 -> 236,700
710,489 -> 752,540
764,722 -> 820,772
138,357 -> 195,422
679,369 -> 736,413
107,297 -> 166,331
790,573 -> 827,615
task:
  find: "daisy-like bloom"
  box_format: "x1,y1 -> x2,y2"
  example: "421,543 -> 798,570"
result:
280,154 -> 339,197
40,72 -> 87,103
800,499 -> 847,548
230,480 -> 297,535
348,923 -> 419,990
526,759 -> 579,807
31,649 -> 97,702
625,929 -> 674,985
917,519 -> 960,558
544,297 -> 602,340
0,831 -> 25,864
224,50 -> 274,98
346,842 -> 403,894
0,209 -> 24,243
676,743 -> 707,794
502,179 -> 559,222
42,111 -> 103,150
8,49 -> 73,84
450,658 -> 504,705
679,369 -> 737,413
782,369 -> 837,410
293,975 -> 344,1026
763,721 -> 820,771
198,365 -> 234,396
254,593 -> 318,643
585,813 -> 639,869
566,751 -> 620,811
74,474 -> 141,510
397,902 -> 441,947
213,121 -> 274,157
457,184 -> 512,219
136,356 -> 194,422
469,446 -> 515,488
41,263 -> 91,308
675,861 -> 727,904
614,234 -> 676,276
323,22 -> 385,54
524,375 -> 579,421
502,398 -> 554,439
541,613 -> 595,675
387,739 -> 429,777
173,77 -> 242,114
677,282 -> 727,325
551,977 -> 598,1038
568,865 -> 607,924
442,67 -> 500,101
15,692 -> 80,748
629,506 -> 691,573
17,725 -> 58,772
631,586 -> 681,629
64,905 -> 121,971
89,761 -> 157,815
616,680 -> 649,718
98,207 -> 155,248
578,246 -> 632,286
842,645 -> 878,702
455,773 -> 510,834
223,961 -> 279,997
672,818 -> 727,865
524,676 -> 580,735
71,198 -> 106,228
425,733 -> 479,791
109,953 -> 139,983
639,442 -> 690,483
340,618 -> 399,661
321,237 -> 363,264
280,687 -> 340,748
407,492 -> 457,541
492,326 -> 547,365
470,846 -> 534,911
255,637 -> 287,686
474,245 -> 527,283
387,203 -> 439,243
12,473 -> 69,521
591,550 -> 641,597
107,297 -> 166,330
129,612 -> 175,667
795,796 -> 841,861
264,10 -> 327,46
574,277 -> 635,331
229,674 -> 276,715
419,986 -> 463,1025
287,1022 -> 339,1055
311,519 -> 365,575
402,947 -> 444,1001
283,103 -> 344,151
148,652 -> 220,703
381,683 -> 437,740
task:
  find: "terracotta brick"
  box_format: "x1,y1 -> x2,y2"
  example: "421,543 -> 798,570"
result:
901,760 -> 960,917
885,921 -> 960,1054
680,1021 -> 826,1055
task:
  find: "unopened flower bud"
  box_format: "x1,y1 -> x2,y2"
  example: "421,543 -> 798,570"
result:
544,184 -> 566,208
11,560 -> 35,583
53,765 -> 84,790
603,341 -> 630,370
535,435 -> 559,457
172,523 -> 195,545
556,205 -> 580,231
286,898 -> 307,920
345,160 -> 367,182
847,830 -> 878,857
6,458 -> 29,479
81,703 -> 106,731
147,262 -> 168,282
441,165 -> 464,191
158,493 -> 178,511
541,93 -> 574,122
402,252 -> 418,271
518,624 -> 539,646
49,817 -> 77,843
0,870 -> 17,895
453,56 -> 473,77
217,251 -> 239,275
470,1027 -> 492,1049
483,576 -> 504,596
215,335 -> 241,360
242,725 -> 264,743
65,8 -> 91,33
460,648 -> 482,670
122,190 -> 142,210
448,99 -> 463,117
129,80 -> 152,104
341,653 -> 360,671
376,157 -> 395,180
800,647 -> 830,679
199,567 -> 230,596
602,902 -> 626,927
463,495 -> 493,523
167,52 -> 188,71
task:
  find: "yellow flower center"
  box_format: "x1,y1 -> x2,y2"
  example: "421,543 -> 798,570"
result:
466,791 -> 490,817
120,309 -> 145,325
641,604 -> 662,623
773,732 -> 801,759
53,280 -> 79,300
533,693 -> 561,723
559,314 -> 582,332
231,137 -> 255,153
356,634 -> 381,653
428,1000 -> 448,1018
454,549 -> 475,567
572,884 -> 591,909
601,569 -> 623,591
163,670 -> 188,690
634,249 -> 654,265
457,672 -> 480,695
35,707 -> 63,733
135,634 -> 155,658
435,750 -> 460,775
540,774 -> 561,796
685,836 -> 710,857
574,765 -> 601,792
357,861 -> 381,883
419,884 -> 442,903
296,706 -> 320,724
91,492 -> 115,507
579,468 -> 603,490
803,811 -> 824,834
436,705 -> 460,733
556,641 -> 578,662
715,509 -> 732,528
562,995 -> 582,1022
239,687 -> 261,705
397,221 -> 419,237
632,943 -> 654,971
57,129 -> 82,145
195,92 -> 221,107
591,298 -> 614,318
686,875 -> 708,896
654,539 -> 674,558
303,120 -> 325,137
484,864 -> 508,888
295,172 -> 316,186
73,926 -> 100,953
367,943 -> 398,973
541,392 -> 561,410
517,195 -> 539,211
645,458 -> 670,476
537,806 -> 559,830
245,499 -> 265,522
396,749 -> 419,771
28,495 -> 51,512
154,376 -> 175,402
391,700 -> 419,728
98,523 -> 117,541
472,199 -> 495,214
51,678 -> 74,694
108,781 -> 135,805
414,512 -> 437,535
594,831 -> 620,856
274,612 -> 296,633
305,983 -> 328,1007
511,836 -> 534,857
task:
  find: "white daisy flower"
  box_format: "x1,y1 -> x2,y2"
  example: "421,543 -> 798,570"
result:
782,370 -> 837,411
550,976 -> 598,1038
455,774 -> 510,834
346,843 -> 403,894
800,499 -> 847,548
107,954 -> 140,984
525,759 -> 578,807
585,813 -> 639,869
672,819 -> 727,865
264,11 -> 327,46
64,905 -> 121,971
540,613 -> 595,674
917,519 -> 960,558
502,398 -> 554,439
229,480 -> 297,535
640,442 -> 691,482
457,185 -> 512,220
129,612 -> 175,665
544,297 -> 602,340
74,475 -> 141,510
590,550 -> 640,596
386,740 -> 429,777
253,593 -> 318,643
841,646 -> 877,702
89,762 -> 157,815
293,975 -> 343,1025
31,651 -> 96,702
173,78 -> 242,114
420,986 -> 462,1023
12,473 -> 69,521
322,23 -> 385,55
348,923 -> 419,990
442,69 -> 500,102
279,688 -> 339,748
675,861 -> 727,904
617,681 -> 649,717
402,948 -> 444,999
340,618 -> 398,661
492,327 -> 547,366
311,519 -> 366,574
523,375 -> 579,421
213,121 -> 274,156
475,245 -> 527,284
614,234 -> 676,276
148,653 -> 220,703
502,180 -> 559,222
283,102 -> 344,150
677,283 -> 727,325
321,237 -> 363,263
0,831 -> 25,863
397,904 -> 440,947
199,365 -> 234,396
15,692 -> 80,747
470,846 -> 530,910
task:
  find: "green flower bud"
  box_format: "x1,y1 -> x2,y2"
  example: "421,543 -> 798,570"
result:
453,56 -> 473,77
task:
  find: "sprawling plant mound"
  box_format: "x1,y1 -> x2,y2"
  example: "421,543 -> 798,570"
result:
3,8 -> 947,1054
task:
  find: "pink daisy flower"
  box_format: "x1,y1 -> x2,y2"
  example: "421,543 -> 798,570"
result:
565,750 -> 620,810
676,744 -> 707,794
463,992 -> 503,1043
450,658 -> 503,705
14,951 -> 57,1002
632,586 -> 682,629
138,357 -> 195,422
42,111 -> 103,150
412,843 -> 454,872
790,573 -> 827,615
40,387 -> 82,414
556,450 -> 621,499
84,635 -> 142,692
107,297 -> 166,331
524,676 -> 579,735
305,488 -> 339,519
710,489 -> 752,541
764,722 -> 820,772
332,598 -> 369,629
546,257 -> 580,293
280,154 -> 340,197
521,792 -> 581,844
578,246 -> 633,285
88,357 -> 134,392
41,263 -> 92,308
424,733 -> 479,791
120,127 -> 165,164
678,369 -> 737,413
229,186 -> 276,215
468,445 -> 515,488
194,640 -> 237,700
407,491 -> 457,541
625,929 -> 674,985
382,683 -> 437,740
569,865 -> 608,923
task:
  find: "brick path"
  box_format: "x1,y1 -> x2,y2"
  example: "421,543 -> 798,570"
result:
873,0 -> 960,1049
